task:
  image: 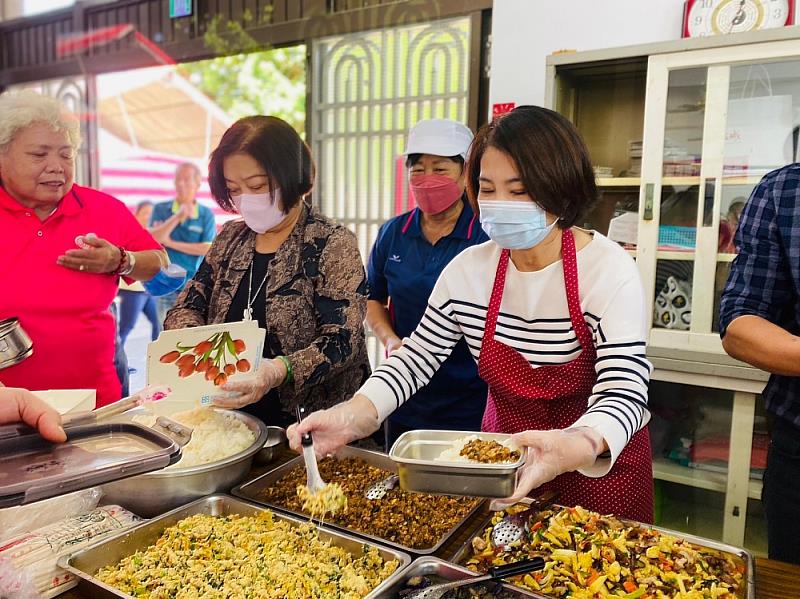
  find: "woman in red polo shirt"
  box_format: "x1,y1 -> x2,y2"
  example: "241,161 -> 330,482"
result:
0,92 -> 166,407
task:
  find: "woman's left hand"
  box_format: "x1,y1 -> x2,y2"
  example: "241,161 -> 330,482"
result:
57,234 -> 121,274
214,359 -> 287,409
490,427 -> 606,511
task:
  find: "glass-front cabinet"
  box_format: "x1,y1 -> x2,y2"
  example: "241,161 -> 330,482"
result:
547,30 -> 800,556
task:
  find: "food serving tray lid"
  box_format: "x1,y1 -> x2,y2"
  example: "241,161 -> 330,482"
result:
0,421 -> 182,507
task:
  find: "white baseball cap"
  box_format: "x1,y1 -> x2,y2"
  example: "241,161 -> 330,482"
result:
403,118 -> 473,160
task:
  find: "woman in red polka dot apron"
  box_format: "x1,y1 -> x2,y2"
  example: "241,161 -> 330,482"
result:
287,106 -> 655,524
480,228 -> 653,523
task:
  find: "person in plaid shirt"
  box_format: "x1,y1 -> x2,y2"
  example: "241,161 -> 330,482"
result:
720,163 -> 800,565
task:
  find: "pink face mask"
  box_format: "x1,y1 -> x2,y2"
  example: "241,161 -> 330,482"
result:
232,190 -> 286,234
410,174 -> 462,214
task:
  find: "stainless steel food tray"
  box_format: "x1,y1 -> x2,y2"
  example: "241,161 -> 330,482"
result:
231,445 -> 485,555
450,499 -> 756,599
390,430 -> 525,498
58,494 -> 411,599
380,556 -> 538,598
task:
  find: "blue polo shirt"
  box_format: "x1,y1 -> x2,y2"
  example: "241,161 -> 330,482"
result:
150,200 -> 216,283
367,199 -> 489,430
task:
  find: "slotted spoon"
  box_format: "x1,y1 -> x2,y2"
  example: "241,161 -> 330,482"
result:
403,557 -> 545,599
491,490 -> 558,550
364,474 -> 399,499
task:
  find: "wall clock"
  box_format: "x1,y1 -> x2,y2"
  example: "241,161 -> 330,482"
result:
683,0 -> 794,37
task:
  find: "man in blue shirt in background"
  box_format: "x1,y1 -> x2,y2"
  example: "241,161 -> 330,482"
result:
150,162 -> 216,323
720,163 -> 800,565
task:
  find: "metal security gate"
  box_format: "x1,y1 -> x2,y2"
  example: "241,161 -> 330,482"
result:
311,17 -> 472,365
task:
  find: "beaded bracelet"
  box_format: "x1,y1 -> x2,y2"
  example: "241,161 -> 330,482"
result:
113,246 -> 128,275
276,355 -> 293,385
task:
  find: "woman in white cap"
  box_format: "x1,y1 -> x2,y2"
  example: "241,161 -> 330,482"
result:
365,118 -> 489,447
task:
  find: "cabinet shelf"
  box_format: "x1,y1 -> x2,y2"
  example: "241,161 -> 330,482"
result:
596,177 -> 641,187
597,176 -> 763,188
722,175 -> 763,186
656,250 -> 695,261
653,458 -> 762,500
662,176 -> 700,186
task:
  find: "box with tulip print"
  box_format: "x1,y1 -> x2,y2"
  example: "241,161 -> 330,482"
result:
146,321 -> 265,413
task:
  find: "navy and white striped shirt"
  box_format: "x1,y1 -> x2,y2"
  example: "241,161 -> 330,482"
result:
720,164 -> 800,430
359,233 -> 652,476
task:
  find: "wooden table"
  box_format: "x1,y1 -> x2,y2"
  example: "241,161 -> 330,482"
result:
60,453 -> 800,598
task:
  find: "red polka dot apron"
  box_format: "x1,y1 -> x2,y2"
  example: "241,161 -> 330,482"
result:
479,229 -> 654,522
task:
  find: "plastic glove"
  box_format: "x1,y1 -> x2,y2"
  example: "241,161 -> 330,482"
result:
384,336 -> 402,358
216,359 -> 286,409
287,394 -> 380,457
490,427 -> 605,511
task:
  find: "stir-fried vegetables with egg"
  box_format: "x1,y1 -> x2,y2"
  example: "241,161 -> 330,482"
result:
96,511 -> 398,598
465,505 -> 745,599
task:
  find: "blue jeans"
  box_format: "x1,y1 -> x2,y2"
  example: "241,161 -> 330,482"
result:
156,290 -> 181,326
110,302 -> 129,397
763,417 -> 800,564
118,289 -> 161,344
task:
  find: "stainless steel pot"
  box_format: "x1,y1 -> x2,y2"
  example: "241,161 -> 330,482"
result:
101,409 -> 268,517
254,425 -> 287,465
0,317 -> 33,370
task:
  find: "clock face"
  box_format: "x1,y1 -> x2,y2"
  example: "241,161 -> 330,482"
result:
686,0 -> 791,37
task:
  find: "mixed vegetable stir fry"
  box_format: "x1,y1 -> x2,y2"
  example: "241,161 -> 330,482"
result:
465,505 -> 745,599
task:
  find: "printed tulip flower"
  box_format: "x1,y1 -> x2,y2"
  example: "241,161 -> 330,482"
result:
159,332 -> 252,385
159,350 -> 180,364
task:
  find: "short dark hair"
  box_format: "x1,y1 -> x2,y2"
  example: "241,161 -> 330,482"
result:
405,153 -> 465,169
466,106 -> 598,228
208,116 -> 314,213
135,200 -> 153,212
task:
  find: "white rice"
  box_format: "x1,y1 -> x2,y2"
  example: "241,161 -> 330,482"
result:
134,408 -> 256,469
435,434 -> 516,463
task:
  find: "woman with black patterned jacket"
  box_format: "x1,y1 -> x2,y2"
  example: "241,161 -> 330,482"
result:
165,116 -> 370,426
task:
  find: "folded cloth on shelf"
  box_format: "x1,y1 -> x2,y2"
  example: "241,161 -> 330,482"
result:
690,433 -> 768,470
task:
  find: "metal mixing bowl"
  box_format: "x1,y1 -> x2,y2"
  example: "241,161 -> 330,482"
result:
255,426 -> 288,465
101,409 -> 268,517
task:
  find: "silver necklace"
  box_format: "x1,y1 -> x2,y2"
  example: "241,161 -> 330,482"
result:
243,260 -> 269,321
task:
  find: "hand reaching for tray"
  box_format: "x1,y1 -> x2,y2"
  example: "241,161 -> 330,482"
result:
287,394 -> 380,457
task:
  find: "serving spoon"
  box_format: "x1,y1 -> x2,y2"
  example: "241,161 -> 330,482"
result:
296,405 -> 327,494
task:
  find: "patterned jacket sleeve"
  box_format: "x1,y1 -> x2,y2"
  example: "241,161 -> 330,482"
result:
286,227 -> 368,391
163,226 -> 228,329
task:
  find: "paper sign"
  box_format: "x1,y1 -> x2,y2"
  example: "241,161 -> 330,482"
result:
493,102 -> 516,117
146,321 -> 265,412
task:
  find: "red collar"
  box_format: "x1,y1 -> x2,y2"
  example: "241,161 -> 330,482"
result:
0,184 -> 82,217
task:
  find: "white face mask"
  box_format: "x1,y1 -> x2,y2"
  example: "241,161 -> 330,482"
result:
232,189 -> 286,234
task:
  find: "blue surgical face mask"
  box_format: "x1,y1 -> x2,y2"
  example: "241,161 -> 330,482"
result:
478,200 -> 557,250
143,263 -> 187,297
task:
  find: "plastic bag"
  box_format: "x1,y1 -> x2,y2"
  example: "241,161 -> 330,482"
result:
0,557 -> 39,599
0,488 -> 102,543
0,505 -> 140,598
